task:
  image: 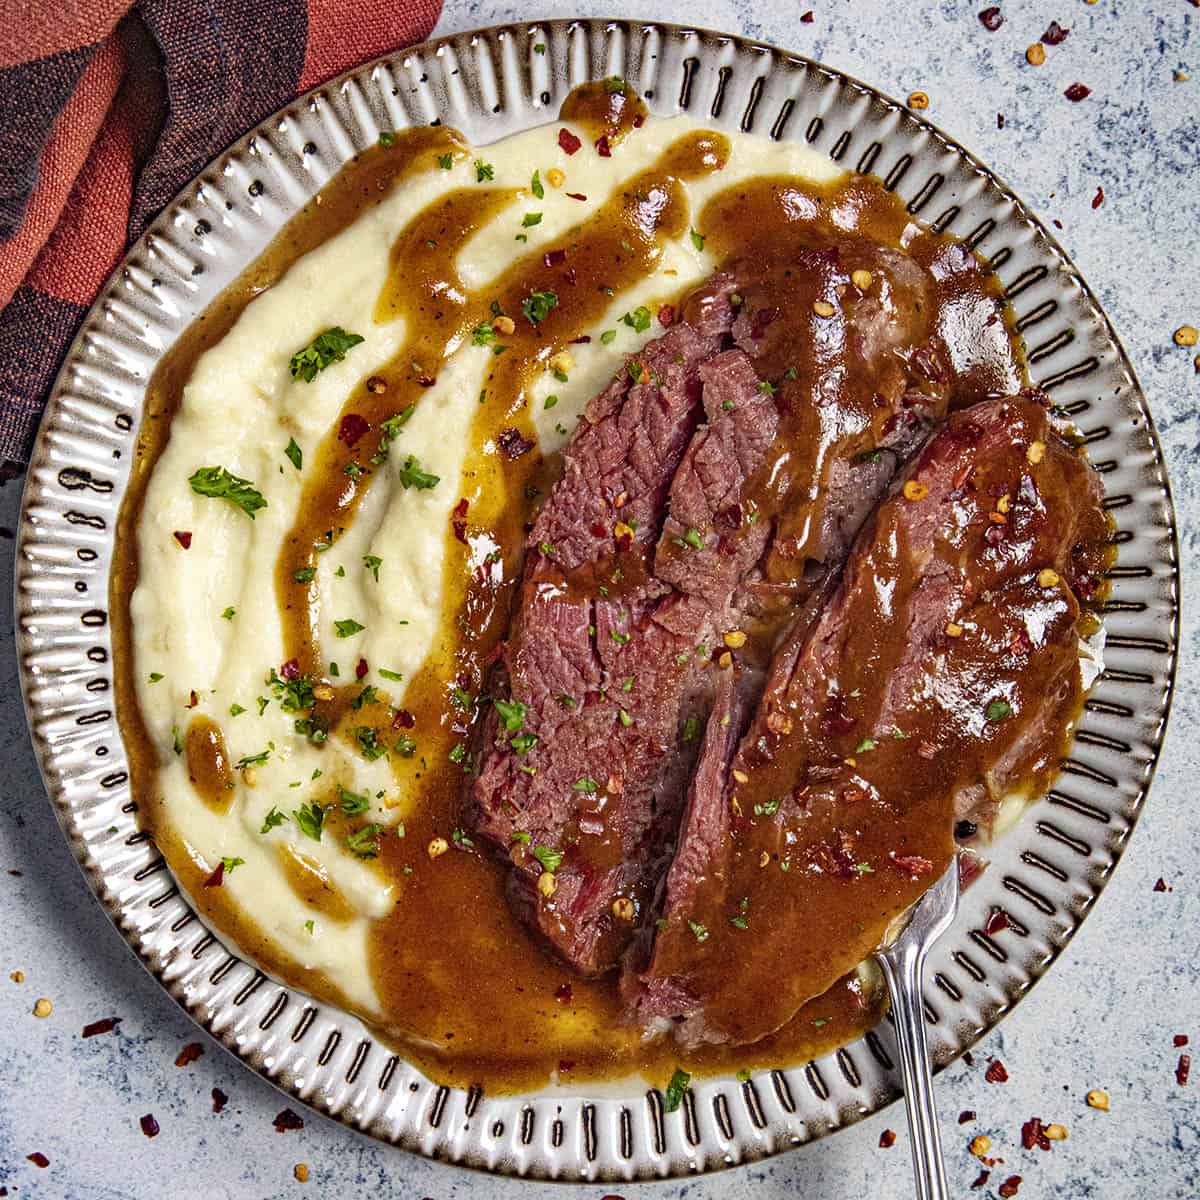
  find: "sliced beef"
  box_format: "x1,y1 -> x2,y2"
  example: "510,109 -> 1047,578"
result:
630,394 -> 1109,1045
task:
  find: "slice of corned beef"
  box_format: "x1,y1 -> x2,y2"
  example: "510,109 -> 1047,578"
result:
629,394 -> 1108,1045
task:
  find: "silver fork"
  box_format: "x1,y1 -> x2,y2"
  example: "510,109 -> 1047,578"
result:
874,861 -> 960,1200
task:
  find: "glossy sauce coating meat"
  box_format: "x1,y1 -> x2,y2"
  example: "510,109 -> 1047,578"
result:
631,395 -> 1109,1046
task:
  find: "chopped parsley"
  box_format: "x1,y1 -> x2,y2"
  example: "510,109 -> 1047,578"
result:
855,737 -> 877,753
736,1068 -> 752,1083
293,802 -> 325,842
451,827 -> 475,850
474,159 -> 494,182
600,328 -> 617,344
522,212 -> 543,227
363,554 -> 382,581
394,733 -> 417,757
603,75 -> 627,94
610,629 -> 630,645
986,699 -> 1013,722
437,152 -> 453,169
338,785 -> 370,815
378,130 -> 396,147
334,618 -> 365,638
683,528 -> 704,551
682,716 -> 701,743
260,807 -> 288,834
235,749 -> 270,769
188,466 -> 267,519
449,742 -> 466,764
618,709 -> 633,728
511,830 -> 532,845
345,824 -> 384,858
854,448 -> 883,464
757,379 -> 777,396
284,438 -> 303,470
532,845 -> 564,873
229,703 -> 245,717
729,913 -> 748,929
753,798 -> 781,817
494,698 -> 527,732
148,672 -> 163,683
664,1067 -> 691,1112
622,306 -> 652,333
378,668 -> 403,683
219,857 -> 244,874
355,727 -> 386,761
531,169 -> 544,198
267,669 -> 315,713
371,406 -> 415,463
572,778 -> 598,794
397,455 -> 440,490
288,326 -> 364,382
510,732 -> 538,754
544,394 -> 558,410
472,323 -> 497,346
221,606 -> 236,620
689,228 -> 705,252
293,566 -> 316,583
688,920 -> 710,943
521,289 -> 559,325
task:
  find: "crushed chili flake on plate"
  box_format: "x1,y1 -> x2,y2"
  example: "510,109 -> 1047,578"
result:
175,1041 -> 204,1067
81,1016 -> 122,1038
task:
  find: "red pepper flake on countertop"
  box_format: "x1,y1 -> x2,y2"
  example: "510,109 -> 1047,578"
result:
970,1169 -> 990,1189
1042,21 -> 1070,45
801,10 -> 814,22
979,7 -> 1003,31
959,1109 -> 977,1123
1064,83 -> 1092,102
1154,877 -> 1168,892
998,1176 -> 1022,1198
984,908 -> 1009,935
27,1152 -> 49,1168
175,1041 -> 204,1067
173,530 -> 192,549
211,1087 -> 229,1114
558,128 -> 582,155
274,1108 -> 305,1132
1021,1116 -> 1051,1151
338,413 -> 369,447
140,1113 -> 160,1138
82,1016 -> 121,1038
985,1058 -> 1009,1083
1092,186 -> 1105,209
997,113 -> 1005,129
879,1129 -> 897,1148
1177,1054 -> 1191,1086
1175,1034 -> 1190,1047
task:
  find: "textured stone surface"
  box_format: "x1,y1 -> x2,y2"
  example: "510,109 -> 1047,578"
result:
1,1 -> 1196,1196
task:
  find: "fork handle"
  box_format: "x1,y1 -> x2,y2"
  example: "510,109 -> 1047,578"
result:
877,940 -> 950,1200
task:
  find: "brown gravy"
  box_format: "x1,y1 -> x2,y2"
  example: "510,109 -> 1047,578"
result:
112,88 -> 1099,1093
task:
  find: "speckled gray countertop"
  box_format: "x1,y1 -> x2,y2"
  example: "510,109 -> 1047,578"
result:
1,2 -> 1196,1197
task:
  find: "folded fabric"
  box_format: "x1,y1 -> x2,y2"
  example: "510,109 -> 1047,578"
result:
0,0 -> 442,469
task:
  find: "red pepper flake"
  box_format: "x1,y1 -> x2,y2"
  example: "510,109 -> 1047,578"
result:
879,1129 -> 897,1148
175,1041 -> 204,1067
1021,1116 -> 1050,1151
1092,185 -> 1105,209
979,7 -> 1003,31
959,1110 -> 977,1124
555,982 -> 573,1004
558,1058 -> 576,1072
1064,82 -> 1091,102
273,1107 -> 305,1133
1177,1053 -> 1191,1086
565,192 -> 587,202
985,1058 -> 1009,1083
338,412 -> 369,447
595,136 -> 612,158
570,334 -> 592,344
498,427 -> 535,460
27,1152 -> 49,1168
1042,21 -> 1070,45
1175,1034 -> 1189,1047
211,1087 -> 229,1114
355,657 -> 368,680
801,9 -> 814,22
1154,877 -> 1167,892
203,862 -> 225,888
997,113 -> 1005,129
392,708 -> 415,729
657,304 -> 676,327
173,530 -> 192,549
998,1176 -> 1022,1198
543,248 -> 567,267
984,908 -> 1009,935
970,1170 -> 990,1190
558,128 -> 582,155
963,1051 -> 975,1067
417,375 -> 436,388
82,1016 -> 121,1038
891,853 -> 934,877
451,498 -> 469,545
140,1113 -> 160,1138
280,658 -> 301,681
186,689 -> 199,709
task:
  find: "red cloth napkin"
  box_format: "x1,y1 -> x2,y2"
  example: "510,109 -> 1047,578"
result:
0,0 -> 442,469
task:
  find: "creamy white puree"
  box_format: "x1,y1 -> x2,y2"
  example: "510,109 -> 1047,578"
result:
132,115 -> 842,1016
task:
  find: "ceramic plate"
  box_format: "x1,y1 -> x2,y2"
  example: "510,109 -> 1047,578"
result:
14,19 -> 1179,1181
